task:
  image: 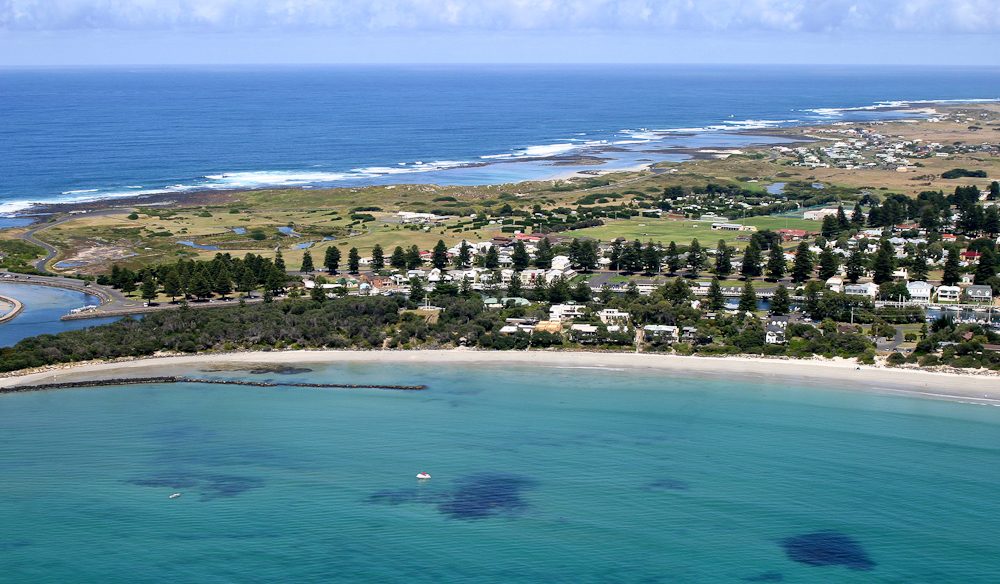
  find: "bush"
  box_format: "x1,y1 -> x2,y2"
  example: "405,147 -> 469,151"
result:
942,168 -> 987,179
886,352 -> 906,366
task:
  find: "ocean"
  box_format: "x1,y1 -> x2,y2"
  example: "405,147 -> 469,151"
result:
2,361 -> 999,582
1,65 -> 998,214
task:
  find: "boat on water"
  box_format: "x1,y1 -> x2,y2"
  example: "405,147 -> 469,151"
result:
169,493 -> 182,499
416,472 -> 431,480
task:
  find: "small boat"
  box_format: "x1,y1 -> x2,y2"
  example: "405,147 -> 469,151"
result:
169,493 -> 182,499
416,472 -> 431,480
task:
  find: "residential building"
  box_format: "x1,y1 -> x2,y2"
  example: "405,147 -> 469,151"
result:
844,282 -> 879,298
906,281 -> 933,304
937,285 -> 961,303
965,285 -> 994,304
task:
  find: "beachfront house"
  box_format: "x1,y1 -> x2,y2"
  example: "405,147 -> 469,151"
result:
765,325 -> 787,345
643,324 -> 679,344
597,308 -> 631,325
906,281 -> 933,304
965,285 -> 994,304
549,303 -> 586,322
937,285 -> 961,303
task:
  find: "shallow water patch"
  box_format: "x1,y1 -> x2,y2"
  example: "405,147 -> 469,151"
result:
127,472 -> 264,501
644,478 -> 690,492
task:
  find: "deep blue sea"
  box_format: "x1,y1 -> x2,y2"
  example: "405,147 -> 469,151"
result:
1,65 -> 998,213
2,361 -> 1000,582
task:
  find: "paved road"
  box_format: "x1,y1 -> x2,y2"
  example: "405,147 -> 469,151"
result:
18,210 -> 121,273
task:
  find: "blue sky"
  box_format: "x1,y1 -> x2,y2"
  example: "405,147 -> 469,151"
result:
1,0 -> 998,66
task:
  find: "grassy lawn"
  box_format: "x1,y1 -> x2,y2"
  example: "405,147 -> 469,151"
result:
567,215 -> 817,246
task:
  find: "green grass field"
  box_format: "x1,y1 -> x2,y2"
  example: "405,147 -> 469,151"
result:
567,215 -> 817,246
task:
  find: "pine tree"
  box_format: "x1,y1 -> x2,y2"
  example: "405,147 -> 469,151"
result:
974,248 -> 997,285
851,203 -> 865,227
432,240 -> 448,270
872,239 -> 896,284
191,273 -> 212,299
162,269 -> 181,302
817,247 -> 839,280
577,240 -> 599,272
274,249 -> 285,272
507,273 -> 523,298
766,244 -> 786,281
454,241 -> 471,269
909,248 -> 929,281
984,207 -> 1000,237
738,280 -> 758,313
707,277 -> 725,311
665,277 -> 690,304
771,284 -> 790,315
687,238 -> 705,276
642,242 -> 661,274
791,241 -> 814,283
238,268 -> 256,297
714,240 -> 732,277
665,241 -> 681,274
511,241 -> 530,270
140,277 -> 158,303
390,246 -> 406,270
371,244 -> 385,272
348,247 -> 361,274
821,215 -> 839,239
300,250 -> 314,273
836,205 -> 850,231
409,277 -> 425,302
405,245 -> 422,269
213,265 -> 232,298
484,246 -> 500,269
324,246 -> 341,274
571,280 -> 592,303
846,247 -> 866,283
534,238 -> 554,269
741,239 -> 763,279
311,280 -> 327,303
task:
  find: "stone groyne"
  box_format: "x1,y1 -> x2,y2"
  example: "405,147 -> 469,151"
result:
0,294 -> 24,324
0,376 -> 427,394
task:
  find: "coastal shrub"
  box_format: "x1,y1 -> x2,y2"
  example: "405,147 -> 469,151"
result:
942,168 -> 987,179
886,353 -> 906,366
127,212 -> 139,220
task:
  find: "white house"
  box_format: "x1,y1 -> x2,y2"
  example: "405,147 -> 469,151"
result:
549,303 -> 586,322
643,324 -> 679,343
550,255 -> 573,271
803,208 -> 840,221
844,282 -> 879,298
937,285 -> 961,303
597,308 -> 631,325
906,281 -> 933,304
826,276 -> 844,293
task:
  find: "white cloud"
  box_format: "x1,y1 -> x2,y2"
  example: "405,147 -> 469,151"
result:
1,0 -> 999,33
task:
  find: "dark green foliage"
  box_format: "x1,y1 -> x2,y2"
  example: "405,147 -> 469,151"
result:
941,168 -> 987,179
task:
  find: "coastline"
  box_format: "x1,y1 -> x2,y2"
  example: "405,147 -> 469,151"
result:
4,349 -> 1000,406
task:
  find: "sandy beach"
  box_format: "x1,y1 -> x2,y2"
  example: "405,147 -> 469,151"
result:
3,349 -> 1000,406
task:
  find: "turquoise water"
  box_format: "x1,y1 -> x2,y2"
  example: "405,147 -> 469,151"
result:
0,283 -> 120,347
2,361 -> 999,582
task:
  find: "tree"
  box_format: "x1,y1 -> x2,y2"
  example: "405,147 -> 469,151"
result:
310,279 -> 327,303
534,238 -> 554,269
821,215 -> 839,239
664,277 -> 690,304
191,272 -> 212,300
836,205 -> 850,231
942,247 -> 962,286
348,247 -> 361,274
571,280 -> 592,303
846,247 -> 866,283
512,241 -> 530,270
851,203 -> 865,227
324,246 -> 341,274
990,181 -> 1000,201
738,280 -> 758,313
919,205 -> 940,231
620,241 -> 642,273
454,241 -> 471,269
300,250 -> 314,273
706,278 -> 725,311
120,276 -> 137,297
432,240 -> 449,270
909,248 -> 929,282
608,240 -> 624,271
390,246 -> 406,270
642,242 -> 661,274
871,239 -> 896,284
714,240 -> 733,277
741,239 -> 763,279
817,247 -> 839,280
162,270 -> 181,302
974,248 -> 997,285
409,277 -> 425,303
687,238 -> 705,276
484,246 -> 500,269
140,277 -> 158,303
984,207 -> 1000,237
507,273 -> 523,298
575,240 -> 598,272
791,241 -> 814,283
665,241 -> 681,274
213,265 -> 232,298
371,244 -> 385,272
765,244 -> 786,281
274,249 -> 285,272
405,245 -> 422,270
237,268 -> 256,298
771,284 -> 790,314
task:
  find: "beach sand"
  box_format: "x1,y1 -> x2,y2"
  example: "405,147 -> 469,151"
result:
3,350 -> 1000,406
